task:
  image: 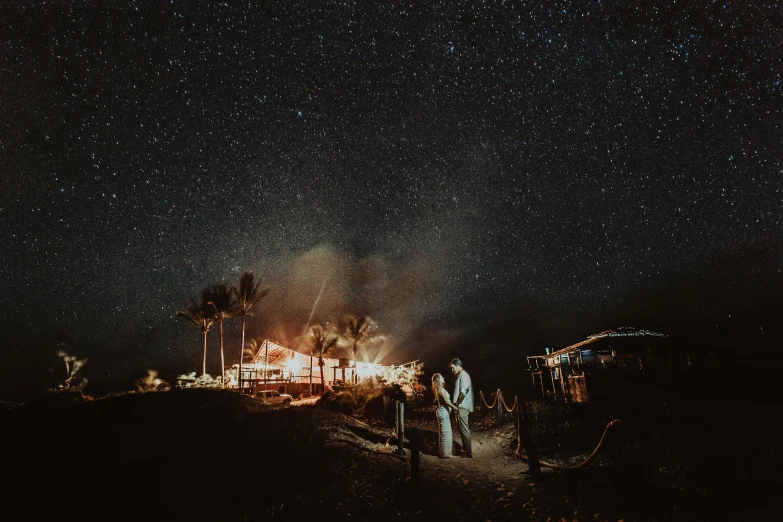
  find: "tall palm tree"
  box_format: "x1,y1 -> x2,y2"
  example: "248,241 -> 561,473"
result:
176,297 -> 216,377
231,272 -> 270,392
243,337 -> 262,361
243,337 -> 263,382
54,329 -> 74,390
341,314 -> 377,359
305,324 -> 339,393
204,284 -> 238,388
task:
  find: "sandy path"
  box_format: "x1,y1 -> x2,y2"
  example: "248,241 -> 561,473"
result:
348,407 -> 614,521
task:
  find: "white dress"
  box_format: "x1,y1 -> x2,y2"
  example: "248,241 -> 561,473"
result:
436,389 -> 453,457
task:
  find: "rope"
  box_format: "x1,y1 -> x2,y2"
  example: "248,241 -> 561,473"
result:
499,390 -> 517,413
515,419 -> 622,470
479,390 -> 498,409
480,390 -> 517,414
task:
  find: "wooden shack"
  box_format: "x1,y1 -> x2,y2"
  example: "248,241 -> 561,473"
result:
229,338 -> 405,397
527,326 -> 674,402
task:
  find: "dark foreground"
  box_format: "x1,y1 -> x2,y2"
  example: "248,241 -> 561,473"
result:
1,387 -> 780,521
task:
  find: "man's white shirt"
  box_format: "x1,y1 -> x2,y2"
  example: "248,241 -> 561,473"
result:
453,371 -> 474,412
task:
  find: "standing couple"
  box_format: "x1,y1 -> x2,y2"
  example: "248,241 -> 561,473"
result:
431,358 -> 473,459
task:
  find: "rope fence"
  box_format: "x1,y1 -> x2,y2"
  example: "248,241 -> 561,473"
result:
515,419 -> 622,470
499,390 -> 517,413
478,388 -> 622,473
479,390 -> 498,409
479,389 -> 518,413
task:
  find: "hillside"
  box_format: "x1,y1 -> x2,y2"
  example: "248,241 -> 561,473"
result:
2,388 -> 780,521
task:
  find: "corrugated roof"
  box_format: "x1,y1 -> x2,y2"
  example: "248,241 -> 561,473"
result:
250,339 -> 294,367
246,339 -> 363,369
528,326 -> 667,360
528,335 -> 602,359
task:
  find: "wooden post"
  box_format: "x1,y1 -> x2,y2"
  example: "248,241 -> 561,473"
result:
396,400 -> 405,456
383,395 -> 391,427
410,427 -> 420,484
394,398 -> 399,440
560,369 -> 568,400
264,340 -> 269,387
496,389 -> 504,422
516,401 -> 541,478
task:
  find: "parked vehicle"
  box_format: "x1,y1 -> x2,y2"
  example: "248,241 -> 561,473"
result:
255,390 -> 293,406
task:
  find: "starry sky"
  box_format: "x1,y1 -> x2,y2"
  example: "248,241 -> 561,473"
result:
1,1 -> 781,397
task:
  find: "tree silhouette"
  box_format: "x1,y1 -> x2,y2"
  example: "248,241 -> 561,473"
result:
176,296 -> 216,377
231,272 -> 270,392
305,324 -> 339,393
205,284 -> 238,387
243,337 -> 262,361
341,314 -> 377,359
53,329 -> 74,389
55,350 -> 88,391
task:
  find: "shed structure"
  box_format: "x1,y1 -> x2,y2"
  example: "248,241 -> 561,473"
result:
229,338 -> 409,397
527,326 -> 673,402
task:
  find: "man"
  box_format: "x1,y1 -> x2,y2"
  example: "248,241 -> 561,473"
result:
449,358 -> 473,458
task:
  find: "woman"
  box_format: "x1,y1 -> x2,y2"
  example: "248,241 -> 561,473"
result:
431,373 -> 458,458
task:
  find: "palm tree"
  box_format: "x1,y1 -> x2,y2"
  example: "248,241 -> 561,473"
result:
341,314 -> 377,360
243,337 -> 263,383
305,324 -> 339,393
204,284 -> 238,388
231,272 -> 270,393
54,329 -> 74,390
243,337 -> 262,361
176,297 -> 216,377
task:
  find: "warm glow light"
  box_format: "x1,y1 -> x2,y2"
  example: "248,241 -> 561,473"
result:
354,361 -> 383,379
286,357 -> 298,374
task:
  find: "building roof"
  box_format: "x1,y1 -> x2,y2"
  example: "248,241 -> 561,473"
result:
245,338 -> 398,370
528,326 -> 668,360
249,339 -> 314,368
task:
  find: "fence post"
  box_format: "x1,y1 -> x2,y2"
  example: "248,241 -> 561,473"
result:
396,400 -> 405,456
516,400 -> 541,478
497,389 -> 504,422
393,398 -> 399,439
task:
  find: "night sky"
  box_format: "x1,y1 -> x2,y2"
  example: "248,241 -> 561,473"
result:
1,1 -> 781,398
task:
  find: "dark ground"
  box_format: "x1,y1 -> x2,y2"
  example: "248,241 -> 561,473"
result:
1,380 -> 780,521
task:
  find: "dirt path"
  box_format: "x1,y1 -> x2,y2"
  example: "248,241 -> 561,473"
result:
345,406 -> 620,522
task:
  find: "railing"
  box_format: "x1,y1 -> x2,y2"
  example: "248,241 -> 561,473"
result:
478,388 -> 518,421
477,388 -> 621,474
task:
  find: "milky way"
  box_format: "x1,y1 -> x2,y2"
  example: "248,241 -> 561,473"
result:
1,1 -> 781,390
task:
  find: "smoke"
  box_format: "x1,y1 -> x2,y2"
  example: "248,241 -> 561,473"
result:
54,350 -> 89,392
258,244 -> 350,350
254,243 -> 453,362
135,370 -> 170,392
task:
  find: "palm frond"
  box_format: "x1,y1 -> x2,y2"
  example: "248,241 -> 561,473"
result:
243,338 -> 262,360
204,284 -> 239,320
232,271 -> 271,318
341,314 -> 378,356
305,323 -> 340,359
176,297 -> 215,331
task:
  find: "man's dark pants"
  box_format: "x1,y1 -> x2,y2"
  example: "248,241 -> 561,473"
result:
456,407 -> 472,456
